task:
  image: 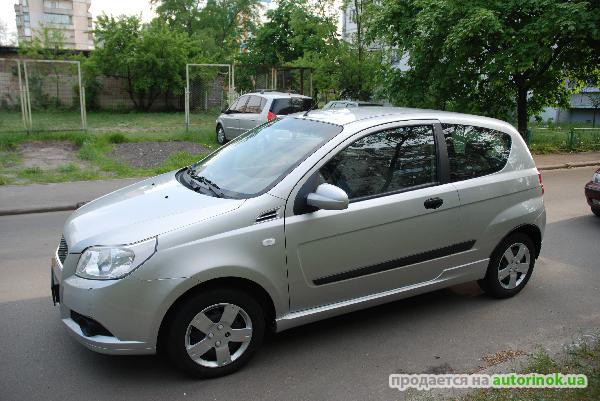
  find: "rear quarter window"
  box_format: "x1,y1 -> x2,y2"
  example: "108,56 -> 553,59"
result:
442,124 -> 511,182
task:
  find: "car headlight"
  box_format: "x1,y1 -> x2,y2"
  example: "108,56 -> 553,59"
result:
76,237 -> 157,280
594,172 -> 600,184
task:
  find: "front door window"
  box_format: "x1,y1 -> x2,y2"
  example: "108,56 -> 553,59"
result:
320,125 -> 438,200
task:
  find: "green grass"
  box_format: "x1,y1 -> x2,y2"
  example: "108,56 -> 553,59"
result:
1,110 -> 598,185
0,112 -> 218,185
0,109 -> 217,133
461,337 -> 600,401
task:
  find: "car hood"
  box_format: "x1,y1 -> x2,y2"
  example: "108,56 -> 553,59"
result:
63,171 -> 245,252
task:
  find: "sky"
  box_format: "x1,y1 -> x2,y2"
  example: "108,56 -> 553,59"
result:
0,0 -> 156,38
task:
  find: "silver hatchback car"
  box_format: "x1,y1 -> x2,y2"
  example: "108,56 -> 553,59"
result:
215,91 -> 312,144
51,107 -> 545,378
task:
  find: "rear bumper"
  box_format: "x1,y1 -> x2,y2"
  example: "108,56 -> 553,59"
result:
585,182 -> 600,208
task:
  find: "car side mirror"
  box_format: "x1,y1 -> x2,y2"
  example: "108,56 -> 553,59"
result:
307,184 -> 349,210
221,108 -> 230,114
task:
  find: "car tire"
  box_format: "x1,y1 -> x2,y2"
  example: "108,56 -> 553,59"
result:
478,233 -> 536,299
164,288 -> 265,379
216,125 -> 228,145
592,207 -> 600,217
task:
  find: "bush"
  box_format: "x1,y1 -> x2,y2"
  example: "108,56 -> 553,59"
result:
108,133 -> 128,144
22,167 -> 42,175
58,163 -> 79,173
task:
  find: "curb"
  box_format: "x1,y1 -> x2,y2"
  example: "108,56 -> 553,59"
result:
1,162 -> 599,217
0,202 -> 86,217
537,160 -> 600,171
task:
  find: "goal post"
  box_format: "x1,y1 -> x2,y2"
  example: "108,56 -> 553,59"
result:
185,63 -> 234,131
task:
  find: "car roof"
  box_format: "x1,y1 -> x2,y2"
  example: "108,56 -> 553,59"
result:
244,91 -> 311,99
295,106 -> 516,132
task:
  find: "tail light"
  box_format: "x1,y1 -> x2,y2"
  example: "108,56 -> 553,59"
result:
267,111 -> 277,122
538,173 -> 544,195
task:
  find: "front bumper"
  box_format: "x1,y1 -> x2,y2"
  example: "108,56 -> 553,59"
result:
51,254 -> 185,355
585,181 -> 600,208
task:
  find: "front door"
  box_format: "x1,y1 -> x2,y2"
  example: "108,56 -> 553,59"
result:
237,95 -> 265,133
222,95 -> 249,139
284,122 -> 467,311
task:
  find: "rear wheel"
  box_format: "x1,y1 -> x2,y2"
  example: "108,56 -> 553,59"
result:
216,125 -> 227,145
164,288 -> 265,378
478,233 -> 536,298
592,207 -> 600,217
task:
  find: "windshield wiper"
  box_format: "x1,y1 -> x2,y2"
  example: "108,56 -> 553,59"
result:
186,167 -> 225,198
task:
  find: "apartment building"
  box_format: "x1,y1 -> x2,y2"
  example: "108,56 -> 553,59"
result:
14,0 -> 93,50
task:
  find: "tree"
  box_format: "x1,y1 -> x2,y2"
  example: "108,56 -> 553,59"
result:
0,18 -> 16,46
241,0 -> 337,66
91,16 -> 190,111
151,0 -> 260,62
369,0 -> 600,138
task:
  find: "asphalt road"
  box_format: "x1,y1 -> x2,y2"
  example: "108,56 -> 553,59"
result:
1,167 -> 599,401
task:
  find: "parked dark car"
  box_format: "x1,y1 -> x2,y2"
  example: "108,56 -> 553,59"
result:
585,167 -> 600,217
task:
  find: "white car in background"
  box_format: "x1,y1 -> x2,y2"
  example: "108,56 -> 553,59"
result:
323,100 -> 383,109
215,91 -> 313,144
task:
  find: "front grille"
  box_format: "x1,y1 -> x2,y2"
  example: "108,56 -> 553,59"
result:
57,236 -> 68,264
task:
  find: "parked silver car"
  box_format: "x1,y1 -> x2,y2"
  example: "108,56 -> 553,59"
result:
215,91 -> 313,144
51,107 -> 546,378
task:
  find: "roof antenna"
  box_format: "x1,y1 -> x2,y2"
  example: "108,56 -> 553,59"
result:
303,100 -> 316,117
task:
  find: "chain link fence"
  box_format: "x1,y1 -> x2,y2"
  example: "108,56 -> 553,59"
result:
0,58 -> 26,133
0,60 -> 314,135
185,64 -> 232,131
23,60 -> 85,132
0,59 -> 85,133
273,67 -> 313,97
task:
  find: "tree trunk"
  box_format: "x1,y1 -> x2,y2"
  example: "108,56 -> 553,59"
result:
516,86 -> 528,141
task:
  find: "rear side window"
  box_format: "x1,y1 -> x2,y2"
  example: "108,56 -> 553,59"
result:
320,125 -> 437,200
442,124 -> 511,182
270,98 -> 313,115
230,96 -> 248,113
244,96 -> 264,113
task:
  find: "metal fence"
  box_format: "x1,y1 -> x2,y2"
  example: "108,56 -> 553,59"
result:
0,58 -> 86,133
0,59 -> 315,134
185,63 -> 233,130
0,58 -> 26,133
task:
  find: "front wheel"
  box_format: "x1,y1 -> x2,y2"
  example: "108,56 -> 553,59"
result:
592,207 -> 600,217
216,125 -> 228,145
164,288 -> 265,378
478,233 -> 536,298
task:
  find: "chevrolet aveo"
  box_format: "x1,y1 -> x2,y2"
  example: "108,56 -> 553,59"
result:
51,107 -> 546,378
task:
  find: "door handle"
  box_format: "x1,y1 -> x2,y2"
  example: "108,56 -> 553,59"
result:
424,197 -> 444,209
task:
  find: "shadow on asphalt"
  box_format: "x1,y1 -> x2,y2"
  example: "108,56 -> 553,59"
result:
541,214 -> 600,269
0,282 -> 499,387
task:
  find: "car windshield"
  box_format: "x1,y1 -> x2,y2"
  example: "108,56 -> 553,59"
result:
185,118 -> 342,198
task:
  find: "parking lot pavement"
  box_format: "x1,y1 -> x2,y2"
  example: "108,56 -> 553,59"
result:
1,166 -> 599,401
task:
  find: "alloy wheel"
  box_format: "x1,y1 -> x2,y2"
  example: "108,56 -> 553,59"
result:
217,128 -> 226,144
185,303 -> 253,368
497,242 -> 531,290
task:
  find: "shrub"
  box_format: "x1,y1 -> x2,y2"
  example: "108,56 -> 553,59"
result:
108,133 -> 128,144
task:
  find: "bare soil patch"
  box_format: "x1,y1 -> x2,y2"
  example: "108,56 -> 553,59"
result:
18,141 -> 87,169
108,141 -> 208,168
